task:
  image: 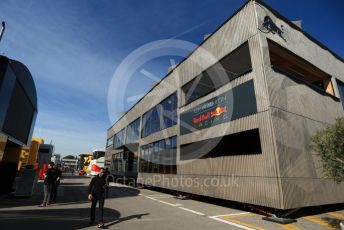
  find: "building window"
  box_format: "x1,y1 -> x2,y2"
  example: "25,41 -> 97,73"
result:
113,129 -> 125,148
268,39 -> 335,96
182,42 -> 252,105
111,152 -> 124,172
125,118 -> 140,144
337,80 -> 344,110
142,92 -> 177,137
106,136 -> 114,147
180,129 -> 261,161
139,136 -> 177,174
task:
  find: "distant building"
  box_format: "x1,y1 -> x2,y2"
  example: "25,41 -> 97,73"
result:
51,153 -> 61,166
62,158 -> 78,170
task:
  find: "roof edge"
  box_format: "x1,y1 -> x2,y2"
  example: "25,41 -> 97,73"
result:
256,1 -> 344,63
107,0 -> 253,132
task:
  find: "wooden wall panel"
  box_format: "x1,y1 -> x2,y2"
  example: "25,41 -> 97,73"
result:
138,173 -> 281,209
256,1 -> 344,209
107,1 -> 344,210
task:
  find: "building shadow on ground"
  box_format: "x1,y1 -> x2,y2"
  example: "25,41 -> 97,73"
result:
0,179 -> 140,209
107,186 -> 140,199
0,207 -> 127,230
0,177 -> 147,229
58,182 -> 86,186
61,174 -> 88,179
103,213 -> 150,229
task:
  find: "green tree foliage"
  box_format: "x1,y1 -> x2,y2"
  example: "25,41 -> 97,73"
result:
310,117 -> 344,183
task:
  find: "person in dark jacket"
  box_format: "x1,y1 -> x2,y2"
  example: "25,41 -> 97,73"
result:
40,162 -> 58,207
50,165 -> 62,203
88,168 -> 108,228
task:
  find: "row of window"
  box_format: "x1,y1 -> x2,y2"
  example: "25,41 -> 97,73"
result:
108,40 -> 344,149
111,151 -> 138,173
126,118 -> 140,145
180,129 -> 261,160
268,39 -> 335,96
140,136 -> 177,174
182,42 -> 252,105
108,42 -> 253,145
110,122 -> 138,149
142,92 -> 178,137
106,137 -> 113,147
268,39 -> 344,110
109,92 -> 178,149
113,129 -> 125,148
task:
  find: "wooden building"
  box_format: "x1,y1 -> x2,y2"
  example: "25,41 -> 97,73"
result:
106,0 -> 344,210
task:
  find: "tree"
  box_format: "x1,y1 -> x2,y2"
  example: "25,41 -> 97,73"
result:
63,155 -> 75,159
310,117 -> 344,183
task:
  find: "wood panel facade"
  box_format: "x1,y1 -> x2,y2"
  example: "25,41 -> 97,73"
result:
106,1 -> 344,209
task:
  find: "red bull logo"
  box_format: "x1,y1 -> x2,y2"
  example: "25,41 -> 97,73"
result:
192,106 -> 227,124
211,106 -> 227,117
193,112 -> 211,124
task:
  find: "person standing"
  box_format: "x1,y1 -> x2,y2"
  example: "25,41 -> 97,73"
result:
40,162 -> 58,207
50,165 -> 62,203
88,168 -> 108,228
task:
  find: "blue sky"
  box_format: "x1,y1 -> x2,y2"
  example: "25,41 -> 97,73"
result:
0,0 -> 343,156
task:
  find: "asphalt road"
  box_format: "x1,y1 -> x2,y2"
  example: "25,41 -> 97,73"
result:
0,175 -> 343,230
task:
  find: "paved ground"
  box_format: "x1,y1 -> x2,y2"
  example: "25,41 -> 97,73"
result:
0,175 -> 343,230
